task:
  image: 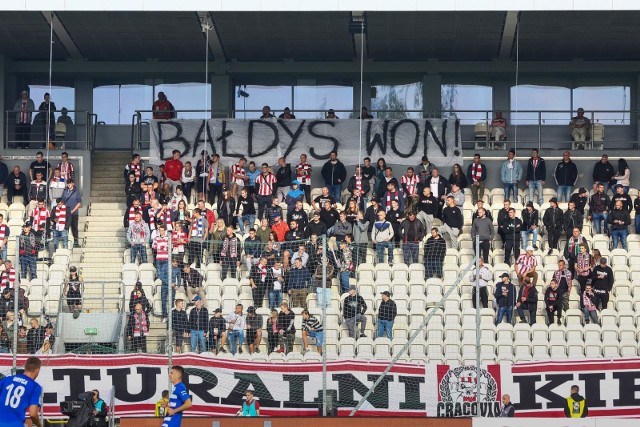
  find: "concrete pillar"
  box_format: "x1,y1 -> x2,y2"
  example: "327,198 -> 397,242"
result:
353,80 -> 371,117
75,78 -> 93,125
635,75 -> 640,141
422,74 -> 442,117
210,74 -> 231,118
493,78 -> 511,116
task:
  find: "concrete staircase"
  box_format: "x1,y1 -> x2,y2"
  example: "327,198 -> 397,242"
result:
81,151 -> 168,350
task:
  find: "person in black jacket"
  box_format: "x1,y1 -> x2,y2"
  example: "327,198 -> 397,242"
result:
588,183 -> 610,235
171,298 -> 189,353
304,211 -> 327,238
188,296 -> 209,353
526,149 -> 546,205
343,286 -> 368,338
563,201 -> 584,235
569,187 -> 588,215
501,208 -> 522,266
521,202 -> 539,250
7,166 -> 28,205
516,277 -> 538,325
416,186 -> 438,233
554,151 -> 578,202
499,394 -> 516,417
347,166 -> 371,200
592,257 -> 614,310
609,199 -> 631,250
321,151 -> 347,203
377,291 -> 397,339
439,196 -> 462,250
207,308 -> 226,353
543,197 -> 564,255
564,385 -> 588,418
363,199 -> 382,233
26,317 -> 45,354
544,279 -> 565,325
497,199 -> 511,247
275,157 -> 293,202
634,194 -> 640,235
427,168 -> 450,217
592,154 -> 615,195
610,184 -> 632,212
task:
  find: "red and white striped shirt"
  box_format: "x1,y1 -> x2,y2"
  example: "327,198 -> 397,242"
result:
152,234 -> 170,261
231,164 -> 247,186
516,254 -> 537,276
0,267 -> 16,289
31,206 -> 50,233
401,174 -> 420,196
255,173 -> 277,196
53,205 -> 67,231
20,101 -> 28,124
57,161 -> 75,181
171,228 -> 187,253
296,163 -> 312,185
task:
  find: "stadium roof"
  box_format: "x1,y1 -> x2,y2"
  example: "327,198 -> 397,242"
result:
2,11 -> 640,63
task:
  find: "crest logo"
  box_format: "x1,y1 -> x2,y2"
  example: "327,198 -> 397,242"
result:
439,366 -> 498,403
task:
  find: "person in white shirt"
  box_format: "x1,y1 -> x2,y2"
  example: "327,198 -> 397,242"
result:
468,256 -> 491,308
219,304 -> 246,355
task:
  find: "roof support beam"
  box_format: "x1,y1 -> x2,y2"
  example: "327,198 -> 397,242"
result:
351,11 -> 367,61
41,11 -> 83,60
197,12 -> 226,63
498,11 -> 519,59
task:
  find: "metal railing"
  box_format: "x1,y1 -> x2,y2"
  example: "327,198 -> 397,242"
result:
5,109 -> 98,150
131,108 -> 637,152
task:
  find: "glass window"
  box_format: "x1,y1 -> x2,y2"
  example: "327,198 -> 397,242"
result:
573,86 -> 630,125
28,85 -> 75,121
510,85 -> 571,125
372,83 -> 423,119
154,83 -> 212,119
233,85 -> 292,119
442,84 -> 492,124
93,84 -> 153,125
294,85 -> 353,119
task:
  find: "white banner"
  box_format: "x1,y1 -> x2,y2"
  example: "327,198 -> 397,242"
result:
148,118 -> 462,167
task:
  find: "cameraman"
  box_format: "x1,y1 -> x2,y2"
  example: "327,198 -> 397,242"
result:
91,390 -> 107,427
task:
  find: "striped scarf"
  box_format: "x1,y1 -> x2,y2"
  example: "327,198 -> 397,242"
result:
143,190 -> 155,207
148,207 -> 157,230
191,218 -> 204,238
0,224 -> 7,241
129,162 -> 142,181
31,206 -> 50,232
128,206 -> 142,223
162,210 -> 173,231
1,267 -> 16,289
221,236 -> 238,258
152,235 -> 170,261
385,191 -> 399,212
259,264 -> 267,282
354,176 -> 362,191
208,163 -> 223,184
471,163 -> 483,182
132,311 -> 149,337
54,205 -> 67,231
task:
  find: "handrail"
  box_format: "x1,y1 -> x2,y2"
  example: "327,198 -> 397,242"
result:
5,109 -> 96,150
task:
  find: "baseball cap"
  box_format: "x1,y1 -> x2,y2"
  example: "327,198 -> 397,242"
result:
549,197 -> 558,203
213,308 -> 222,313
247,306 -> 256,313
192,296 -> 202,302
380,291 -> 391,297
577,107 -> 585,112
500,273 -> 510,279
526,245 -> 534,251
579,187 -> 587,194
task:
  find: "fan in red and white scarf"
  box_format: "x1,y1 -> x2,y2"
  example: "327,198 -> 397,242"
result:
470,162 -> 483,183
52,201 -> 68,231
0,217 -> 9,258
57,155 -> 75,181
30,201 -> 51,234
126,155 -> 143,183
142,189 -> 156,208
124,199 -> 143,228
0,260 -> 16,289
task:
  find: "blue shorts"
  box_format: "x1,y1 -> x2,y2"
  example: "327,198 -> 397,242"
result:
309,330 -> 324,346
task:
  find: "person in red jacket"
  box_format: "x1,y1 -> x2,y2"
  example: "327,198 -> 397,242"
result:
164,150 -> 183,192
152,92 -> 175,120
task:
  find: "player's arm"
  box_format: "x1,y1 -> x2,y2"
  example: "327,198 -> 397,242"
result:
29,404 -> 42,427
168,398 -> 192,415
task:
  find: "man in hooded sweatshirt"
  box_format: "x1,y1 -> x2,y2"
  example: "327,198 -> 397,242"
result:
284,180 -> 304,213
372,210 -> 394,264
564,385 -> 588,418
